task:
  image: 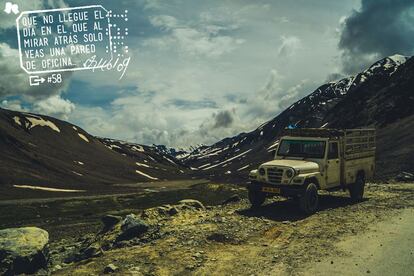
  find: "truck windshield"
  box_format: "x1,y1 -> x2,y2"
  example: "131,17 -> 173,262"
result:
277,139 -> 326,159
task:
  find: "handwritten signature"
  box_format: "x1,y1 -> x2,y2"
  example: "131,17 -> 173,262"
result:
83,55 -> 131,80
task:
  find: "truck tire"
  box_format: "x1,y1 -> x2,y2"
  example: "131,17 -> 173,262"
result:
299,183 -> 319,215
248,189 -> 265,208
349,174 -> 365,202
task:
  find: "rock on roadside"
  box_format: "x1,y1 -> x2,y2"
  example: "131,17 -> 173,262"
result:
117,214 -> 149,241
141,199 -> 205,222
0,227 -> 49,276
104,263 -> 119,274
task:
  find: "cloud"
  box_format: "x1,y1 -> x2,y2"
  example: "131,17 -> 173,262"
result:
0,41 -> 73,121
167,98 -> 217,110
278,35 -> 301,57
193,108 -> 242,145
338,0 -> 414,74
18,0 -> 357,148
0,43 -> 72,101
212,109 -> 234,129
66,68 -> 311,149
0,99 -> 27,111
145,14 -> 244,58
325,72 -> 345,82
149,15 -> 179,30
65,1 -> 351,148
32,95 -> 75,120
241,69 -> 310,129
68,105 -> 116,137
69,95 -> 241,148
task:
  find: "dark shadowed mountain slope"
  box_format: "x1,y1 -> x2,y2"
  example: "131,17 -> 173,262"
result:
0,108 -> 190,198
182,55 -> 414,181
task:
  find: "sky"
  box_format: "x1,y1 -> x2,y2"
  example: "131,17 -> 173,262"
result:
1,0 -> 413,149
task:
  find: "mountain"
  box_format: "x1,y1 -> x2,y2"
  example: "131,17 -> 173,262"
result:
1,54 -> 412,198
182,54 -> 414,181
0,108 -> 190,199
152,144 -> 189,159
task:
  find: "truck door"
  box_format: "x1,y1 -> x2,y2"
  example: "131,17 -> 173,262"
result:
326,141 -> 340,187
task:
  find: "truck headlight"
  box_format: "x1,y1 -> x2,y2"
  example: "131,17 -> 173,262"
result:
259,168 -> 265,176
285,168 -> 295,178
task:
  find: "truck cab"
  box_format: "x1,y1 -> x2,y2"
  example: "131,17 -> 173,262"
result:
248,128 -> 375,214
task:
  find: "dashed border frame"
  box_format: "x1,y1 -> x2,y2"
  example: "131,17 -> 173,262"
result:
16,5 -> 113,74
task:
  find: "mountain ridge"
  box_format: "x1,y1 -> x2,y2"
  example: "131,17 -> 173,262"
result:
0,54 -> 413,198
181,54 -> 414,181
0,107 -> 190,199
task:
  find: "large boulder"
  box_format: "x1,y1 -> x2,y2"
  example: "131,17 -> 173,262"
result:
0,227 -> 49,275
141,200 -> 205,222
141,205 -> 178,221
117,214 -> 149,241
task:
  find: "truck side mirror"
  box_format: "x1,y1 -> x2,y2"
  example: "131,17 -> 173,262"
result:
270,150 -> 276,157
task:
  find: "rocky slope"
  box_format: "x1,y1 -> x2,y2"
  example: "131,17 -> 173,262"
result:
182,55 -> 414,181
3,182 -> 412,275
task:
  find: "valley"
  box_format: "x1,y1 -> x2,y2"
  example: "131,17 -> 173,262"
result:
2,181 -> 411,275
1,54 -> 414,275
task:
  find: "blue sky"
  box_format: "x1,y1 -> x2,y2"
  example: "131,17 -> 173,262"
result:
1,0 -> 413,148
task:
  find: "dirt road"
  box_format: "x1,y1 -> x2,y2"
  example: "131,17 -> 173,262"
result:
302,208 -> 414,276
49,182 -> 414,275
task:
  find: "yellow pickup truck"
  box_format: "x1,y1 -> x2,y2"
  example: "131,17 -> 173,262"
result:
248,128 -> 376,214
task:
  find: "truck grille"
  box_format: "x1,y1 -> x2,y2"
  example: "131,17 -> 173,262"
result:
267,168 -> 284,183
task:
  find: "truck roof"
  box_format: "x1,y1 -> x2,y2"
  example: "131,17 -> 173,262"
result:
281,128 -> 376,159
281,128 -> 376,138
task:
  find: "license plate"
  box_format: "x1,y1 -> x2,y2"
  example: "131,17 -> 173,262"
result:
262,187 -> 280,194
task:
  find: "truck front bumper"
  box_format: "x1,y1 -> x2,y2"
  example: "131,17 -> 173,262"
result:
248,181 -> 305,197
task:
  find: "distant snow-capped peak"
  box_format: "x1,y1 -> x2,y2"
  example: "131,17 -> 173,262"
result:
366,54 -> 409,74
387,54 -> 409,64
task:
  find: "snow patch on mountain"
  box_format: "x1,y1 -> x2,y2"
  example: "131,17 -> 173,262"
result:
136,162 -> 150,168
267,140 -> 279,150
136,170 -> 159,180
237,165 -> 250,171
13,116 -> 21,126
132,145 -> 145,152
72,171 -> 83,177
13,185 -> 85,193
388,54 -> 409,65
198,163 -> 211,169
78,133 -> 89,143
366,54 -> 409,75
26,116 -> 60,133
202,149 -> 252,170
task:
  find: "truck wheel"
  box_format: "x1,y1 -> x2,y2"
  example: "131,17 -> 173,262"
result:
299,183 -> 319,215
248,189 -> 265,208
349,174 -> 365,202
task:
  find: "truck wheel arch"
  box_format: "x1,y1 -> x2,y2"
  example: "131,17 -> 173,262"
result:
304,177 -> 320,189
